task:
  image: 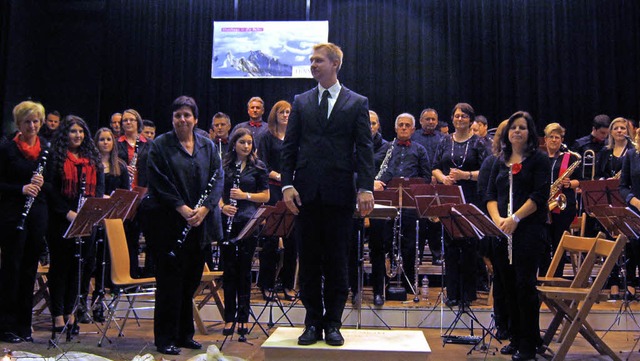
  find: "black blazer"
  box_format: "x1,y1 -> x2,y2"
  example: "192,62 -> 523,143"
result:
281,85 -> 374,207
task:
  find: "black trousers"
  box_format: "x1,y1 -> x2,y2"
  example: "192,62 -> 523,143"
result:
0,204 -> 46,337
47,214 -> 82,318
153,231 -> 205,348
296,202 -> 352,329
494,224 -> 545,354
349,218 -> 386,295
221,222 -> 257,323
487,236 -> 509,333
539,207 -> 575,277
382,210 -> 419,293
444,236 -> 478,302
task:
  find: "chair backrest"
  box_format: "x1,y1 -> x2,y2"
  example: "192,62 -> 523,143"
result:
573,234 -> 627,292
543,231 -> 600,280
103,218 -> 133,286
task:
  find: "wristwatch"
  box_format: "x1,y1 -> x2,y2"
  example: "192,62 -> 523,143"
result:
511,214 -> 521,223
246,193 -> 252,200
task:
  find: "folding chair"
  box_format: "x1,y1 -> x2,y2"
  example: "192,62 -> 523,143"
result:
193,264 -> 224,335
537,231 -> 603,287
537,234 -> 627,361
99,218 -> 156,347
33,262 -> 51,316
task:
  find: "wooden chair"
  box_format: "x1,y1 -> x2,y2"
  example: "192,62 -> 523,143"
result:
193,263 -> 224,335
537,234 -> 627,361
32,262 -> 51,316
537,231 -> 603,287
99,218 -> 156,347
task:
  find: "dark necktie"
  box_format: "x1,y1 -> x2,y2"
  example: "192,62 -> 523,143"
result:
319,90 -> 330,121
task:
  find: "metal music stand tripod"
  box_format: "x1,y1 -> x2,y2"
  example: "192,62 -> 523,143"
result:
249,202 -> 298,332
343,204 -> 398,329
430,203 -> 504,353
410,184 -> 464,326
90,189 -> 139,324
49,198 -> 115,350
375,177 -> 425,299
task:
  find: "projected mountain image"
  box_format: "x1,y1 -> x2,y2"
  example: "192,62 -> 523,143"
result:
215,50 -> 293,77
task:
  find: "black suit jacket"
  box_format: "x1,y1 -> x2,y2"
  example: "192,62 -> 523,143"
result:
281,85 -> 374,207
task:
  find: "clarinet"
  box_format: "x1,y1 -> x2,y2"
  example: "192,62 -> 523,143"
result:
77,173 -> 87,212
168,169 -> 219,257
16,147 -> 49,231
224,161 -> 242,244
129,139 -> 139,190
375,138 -> 396,181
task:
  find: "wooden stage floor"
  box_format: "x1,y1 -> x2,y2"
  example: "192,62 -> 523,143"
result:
5,286 -> 640,360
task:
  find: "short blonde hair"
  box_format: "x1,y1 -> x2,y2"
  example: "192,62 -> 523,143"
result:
313,43 -> 343,71
544,122 -> 565,138
13,100 -> 45,127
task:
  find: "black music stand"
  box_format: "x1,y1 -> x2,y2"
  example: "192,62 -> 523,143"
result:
374,177 -> 425,300
590,205 -> 640,339
411,184 -> 464,324
344,204 -> 398,329
50,198 -> 115,349
250,202 -> 298,333
91,190 -> 139,324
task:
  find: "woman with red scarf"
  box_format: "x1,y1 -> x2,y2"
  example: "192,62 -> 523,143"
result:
47,115 -> 104,340
0,101 -> 50,343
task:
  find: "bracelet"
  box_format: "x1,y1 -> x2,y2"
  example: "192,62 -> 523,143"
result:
511,214 -> 521,223
246,193 -> 252,200
468,171 -> 472,180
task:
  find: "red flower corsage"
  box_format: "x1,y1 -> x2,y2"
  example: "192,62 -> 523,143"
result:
511,163 -> 522,175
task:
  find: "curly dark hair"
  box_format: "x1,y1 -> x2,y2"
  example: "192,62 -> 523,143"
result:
222,127 -> 265,171
51,115 -> 101,177
499,111 -> 539,162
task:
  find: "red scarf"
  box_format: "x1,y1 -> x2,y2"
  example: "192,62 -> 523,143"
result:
13,133 -> 41,160
62,151 -> 97,198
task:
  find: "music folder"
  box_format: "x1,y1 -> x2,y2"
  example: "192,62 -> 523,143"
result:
106,189 -> 139,220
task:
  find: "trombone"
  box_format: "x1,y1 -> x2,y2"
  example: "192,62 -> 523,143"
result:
581,149 -> 596,180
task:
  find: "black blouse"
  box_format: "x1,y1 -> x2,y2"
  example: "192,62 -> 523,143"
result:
433,134 -> 487,205
222,160 -> 269,224
257,132 -> 283,175
0,137 -> 51,220
620,148 -> 640,214
104,161 -> 130,195
486,150 -> 551,226
595,143 -> 633,179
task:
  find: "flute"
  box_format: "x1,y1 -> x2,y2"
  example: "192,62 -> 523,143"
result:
507,164 -> 513,264
168,169 -> 220,257
16,147 -> 49,231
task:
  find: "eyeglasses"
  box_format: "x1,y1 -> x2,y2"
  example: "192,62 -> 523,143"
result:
396,123 -> 413,128
453,114 -> 470,120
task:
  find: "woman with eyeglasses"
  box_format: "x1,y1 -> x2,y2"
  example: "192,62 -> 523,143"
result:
432,103 -> 488,307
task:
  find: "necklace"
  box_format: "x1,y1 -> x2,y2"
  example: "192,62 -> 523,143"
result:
450,136 -> 470,168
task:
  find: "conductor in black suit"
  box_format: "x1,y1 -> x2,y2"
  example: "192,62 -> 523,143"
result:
281,43 -> 375,346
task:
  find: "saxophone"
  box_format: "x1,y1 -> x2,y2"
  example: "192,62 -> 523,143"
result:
129,139 -> 139,190
548,148 -> 582,212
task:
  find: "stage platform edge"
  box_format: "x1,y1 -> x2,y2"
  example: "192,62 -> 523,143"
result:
261,326 -> 431,361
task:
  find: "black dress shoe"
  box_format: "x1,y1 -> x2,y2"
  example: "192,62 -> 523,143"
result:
373,294 -> 385,306
297,326 -> 322,345
432,258 -> 443,266
500,343 -> 518,355
0,332 -> 23,343
324,327 -> 344,346
261,288 -> 275,301
23,336 -> 34,343
222,323 -> 235,336
177,339 -> 202,349
512,350 -> 536,360
157,345 -> 181,355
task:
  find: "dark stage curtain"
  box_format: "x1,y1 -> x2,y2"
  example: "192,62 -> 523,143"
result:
1,0 -> 640,142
